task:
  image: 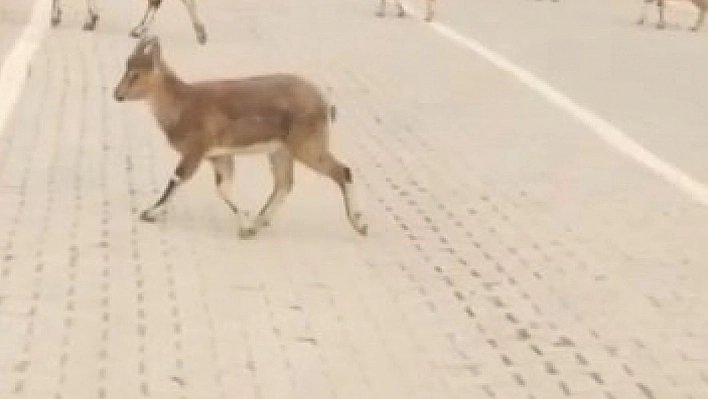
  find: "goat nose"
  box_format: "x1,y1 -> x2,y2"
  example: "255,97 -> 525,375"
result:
114,91 -> 125,102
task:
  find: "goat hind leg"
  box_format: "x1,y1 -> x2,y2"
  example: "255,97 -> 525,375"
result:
691,8 -> 706,30
293,144 -> 368,236
51,0 -> 62,26
82,0 -> 100,31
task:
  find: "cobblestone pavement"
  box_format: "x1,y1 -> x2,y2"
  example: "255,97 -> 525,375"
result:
2,0 -> 708,398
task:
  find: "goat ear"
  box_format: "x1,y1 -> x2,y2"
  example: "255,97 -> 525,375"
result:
133,35 -> 154,56
144,36 -> 161,62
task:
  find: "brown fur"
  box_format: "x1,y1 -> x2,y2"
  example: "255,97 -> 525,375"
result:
114,36 -> 368,238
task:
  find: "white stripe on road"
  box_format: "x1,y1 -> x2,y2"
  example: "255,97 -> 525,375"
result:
402,4 -> 708,206
0,0 -> 51,136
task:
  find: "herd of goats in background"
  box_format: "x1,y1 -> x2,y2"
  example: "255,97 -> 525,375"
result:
49,0 -> 708,45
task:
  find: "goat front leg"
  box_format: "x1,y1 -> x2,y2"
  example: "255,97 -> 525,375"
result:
51,0 -> 62,26
253,149 -> 294,231
131,1 -> 159,38
82,0 -> 100,31
376,0 -> 386,17
424,0 -> 435,22
691,8 -> 706,31
141,151 -> 202,222
209,156 -> 255,239
179,0 -> 208,45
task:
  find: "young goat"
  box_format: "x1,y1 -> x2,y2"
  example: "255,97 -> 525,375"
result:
637,0 -> 707,30
376,0 -> 435,22
113,37 -> 368,238
51,0 -> 207,44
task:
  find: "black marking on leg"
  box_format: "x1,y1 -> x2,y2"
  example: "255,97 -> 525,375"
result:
343,167 -> 353,184
155,179 -> 178,208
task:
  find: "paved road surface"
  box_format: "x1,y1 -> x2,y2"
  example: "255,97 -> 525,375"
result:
1,0 -> 708,398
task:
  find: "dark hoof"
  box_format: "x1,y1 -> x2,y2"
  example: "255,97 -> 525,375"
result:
82,15 -> 99,31
375,10 -> 385,17
195,24 -> 207,45
356,224 -> 369,236
140,210 -> 158,223
238,227 -> 258,239
51,17 -> 61,27
657,22 -> 666,29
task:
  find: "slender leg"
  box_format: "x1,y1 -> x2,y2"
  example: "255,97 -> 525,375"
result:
424,0 -> 435,22
252,148 -> 294,230
292,138 -> 367,236
691,7 -> 706,31
141,152 -> 203,222
82,0 -> 100,31
638,0 -> 652,25
179,0 -> 208,45
376,0 -> 386,17
657,0 -> 666,29
209,156 -> 253,238
131,3 -> 159,38
51,0 -> 62,27
395,0 -> 406,17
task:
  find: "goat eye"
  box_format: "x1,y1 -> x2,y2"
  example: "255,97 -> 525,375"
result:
128,71 -> 139,83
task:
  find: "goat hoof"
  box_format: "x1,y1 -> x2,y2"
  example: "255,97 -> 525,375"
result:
140,209 -> 160,223
195,24 -> 207,45
238,227 -> 258,239
253,218 -> 271,229
375,10 -> 385,17
356,224 -> 369,236
396,10 -> 406,18
51,10 -> 62,27
82,17 -> 99,31
424,13 -> 434,22
657,23 -> 666,29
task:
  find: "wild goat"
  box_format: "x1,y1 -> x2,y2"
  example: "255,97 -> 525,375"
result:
376,0 -> 435,22
113,36 -> 368,238
637,0 -> 707,30
50,0 -> 207,44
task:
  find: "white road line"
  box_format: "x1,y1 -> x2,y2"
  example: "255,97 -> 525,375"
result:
0,0 -> 51,136
402,4 -> 708,207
